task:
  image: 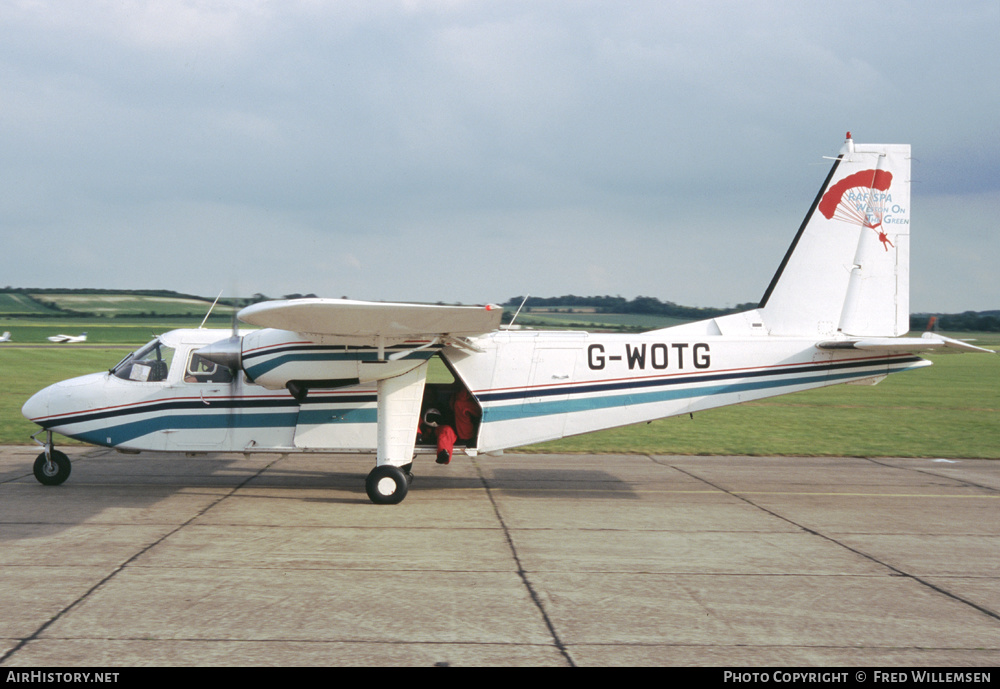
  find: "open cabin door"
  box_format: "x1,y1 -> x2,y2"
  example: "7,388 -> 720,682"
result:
416,354 -> 485,455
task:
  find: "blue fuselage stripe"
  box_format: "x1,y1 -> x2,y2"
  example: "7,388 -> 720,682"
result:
71,411 -> 300,447
480,367 -> 875,423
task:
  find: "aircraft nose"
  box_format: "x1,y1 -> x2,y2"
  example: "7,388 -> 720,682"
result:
22,387 -> 51,422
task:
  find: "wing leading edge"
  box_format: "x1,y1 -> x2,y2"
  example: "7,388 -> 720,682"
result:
238,298 -> 503,346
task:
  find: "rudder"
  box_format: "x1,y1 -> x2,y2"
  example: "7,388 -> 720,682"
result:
759,135 -> 911,337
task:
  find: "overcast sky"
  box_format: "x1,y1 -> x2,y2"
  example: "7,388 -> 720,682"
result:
2,1 -> 997,312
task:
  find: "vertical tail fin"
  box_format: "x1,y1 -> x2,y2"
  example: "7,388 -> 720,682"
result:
758,135 -> 911,337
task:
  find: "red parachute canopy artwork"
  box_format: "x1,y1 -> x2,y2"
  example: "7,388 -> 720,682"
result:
818,169 -> 893,229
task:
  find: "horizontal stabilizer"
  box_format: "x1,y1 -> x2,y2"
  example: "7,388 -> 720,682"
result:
239,298 -> 502,343
818,332 -> 995,354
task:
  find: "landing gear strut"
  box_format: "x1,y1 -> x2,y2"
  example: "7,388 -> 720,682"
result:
31,431 -> 72,486
365,464 -> 410,505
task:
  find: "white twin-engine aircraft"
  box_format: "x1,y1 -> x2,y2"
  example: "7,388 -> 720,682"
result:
22,135 -> 992,503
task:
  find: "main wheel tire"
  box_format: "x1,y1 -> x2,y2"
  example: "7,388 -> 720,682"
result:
365,465 -> 409,505
33,450 -> 71,486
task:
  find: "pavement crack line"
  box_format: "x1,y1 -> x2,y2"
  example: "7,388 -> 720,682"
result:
865,456 -> 999,494
472,458 -> 576,667
0,457 -> 282,664
665,459 -> 1000,625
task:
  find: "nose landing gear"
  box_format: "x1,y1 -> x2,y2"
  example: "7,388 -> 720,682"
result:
31,431 -> 72,486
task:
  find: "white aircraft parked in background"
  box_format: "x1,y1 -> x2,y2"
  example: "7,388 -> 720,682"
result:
47,332 -> 87,344
22,135 -> 993,503
0,331 -> 10,342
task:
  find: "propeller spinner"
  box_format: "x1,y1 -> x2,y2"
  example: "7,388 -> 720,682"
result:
196,335 -> 243,371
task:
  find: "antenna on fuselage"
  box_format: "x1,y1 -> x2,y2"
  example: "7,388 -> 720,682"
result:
199,290 -> 224,329
505,294 -> 530,329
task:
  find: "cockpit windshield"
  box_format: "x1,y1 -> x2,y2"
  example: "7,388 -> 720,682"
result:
111,338 -> 175,382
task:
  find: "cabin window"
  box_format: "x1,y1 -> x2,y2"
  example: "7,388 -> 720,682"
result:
184,353 -> 234,383
112,339 -> 175,382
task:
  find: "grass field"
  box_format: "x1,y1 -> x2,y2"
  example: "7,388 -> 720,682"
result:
28,293 -> 237,318
0,293 -> 61,315
2,322 -> 996,457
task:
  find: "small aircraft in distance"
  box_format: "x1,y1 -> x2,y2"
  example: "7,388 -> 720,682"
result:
46,333 -> 87,344
0,331 -> 10,342
22,135 -> 994,504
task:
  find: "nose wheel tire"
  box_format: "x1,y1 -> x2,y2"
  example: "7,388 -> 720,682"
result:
365,465 -> 409,505
33,450 -> 71,486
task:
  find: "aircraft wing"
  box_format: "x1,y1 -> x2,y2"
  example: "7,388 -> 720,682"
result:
818,332 -> 994,354
238,298 -> 503,345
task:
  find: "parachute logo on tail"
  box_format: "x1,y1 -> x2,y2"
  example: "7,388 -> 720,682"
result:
818,169 -> 895,251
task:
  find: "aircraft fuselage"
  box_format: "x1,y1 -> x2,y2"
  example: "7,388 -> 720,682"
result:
22,321 -> 928,457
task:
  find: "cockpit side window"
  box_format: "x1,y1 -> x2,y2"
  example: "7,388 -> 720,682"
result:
185,352 -> 234,384
112,339 -> 175,382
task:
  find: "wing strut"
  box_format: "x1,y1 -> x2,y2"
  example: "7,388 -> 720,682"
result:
376,363 -> 427,469
365,363 -> 428,505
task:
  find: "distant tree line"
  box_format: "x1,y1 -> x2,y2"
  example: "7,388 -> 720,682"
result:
247,293 -> 318,303
503,295 -> 759,320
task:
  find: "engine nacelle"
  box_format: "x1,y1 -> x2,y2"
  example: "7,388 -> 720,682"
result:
198,328 -> 441,395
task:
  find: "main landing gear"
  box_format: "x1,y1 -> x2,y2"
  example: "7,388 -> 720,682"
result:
365,463 -> 414,505
31,431 -> 72,486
